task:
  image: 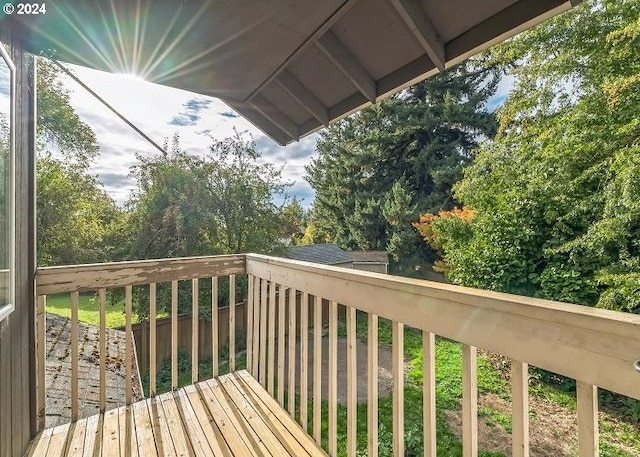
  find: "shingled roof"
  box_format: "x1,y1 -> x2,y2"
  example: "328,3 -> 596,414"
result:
44,313 -> 143,428
286,243 -> 354,265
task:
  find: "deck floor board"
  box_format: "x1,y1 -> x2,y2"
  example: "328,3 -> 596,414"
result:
28,370 -> 328,457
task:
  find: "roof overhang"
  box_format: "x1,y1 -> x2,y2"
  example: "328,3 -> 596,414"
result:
3,0 -> 578,145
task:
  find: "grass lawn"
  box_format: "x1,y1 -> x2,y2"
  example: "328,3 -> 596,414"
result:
45,292 -> 139,328
326,313 -> 640,457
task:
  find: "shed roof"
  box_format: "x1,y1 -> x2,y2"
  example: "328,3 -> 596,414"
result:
5,0 -> 579,145
287,243 -> 354,265
349,250 -> 389,264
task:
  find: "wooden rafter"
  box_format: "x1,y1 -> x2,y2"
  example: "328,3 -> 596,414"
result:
390,0 -> 445,71
316,30 -> 377,102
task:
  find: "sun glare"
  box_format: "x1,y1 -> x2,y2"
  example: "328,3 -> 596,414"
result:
116,72 -> 145,83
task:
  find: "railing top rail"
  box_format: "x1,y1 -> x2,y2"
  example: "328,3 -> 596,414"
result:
245,253 -> 640,398
36,254 -> 246,295
245,253 -> 640,329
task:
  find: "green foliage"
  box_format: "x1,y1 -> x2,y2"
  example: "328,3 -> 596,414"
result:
129,133 -> 291,260
127,133 -> 290,316
37,154 -> 123,266
36,59 -> 99,165
34,58 -> 124,267
424,0 -> 640,311
306,61 -> 498,276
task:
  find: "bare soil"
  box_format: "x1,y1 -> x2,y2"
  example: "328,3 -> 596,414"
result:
282,335 -> 639,456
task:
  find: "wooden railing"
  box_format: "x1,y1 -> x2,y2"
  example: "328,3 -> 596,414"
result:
34,253 -> 640,457
245,253 -> 640,457
35,254 -> 246,429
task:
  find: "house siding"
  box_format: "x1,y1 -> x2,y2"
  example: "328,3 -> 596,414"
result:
0,29 -> 37,457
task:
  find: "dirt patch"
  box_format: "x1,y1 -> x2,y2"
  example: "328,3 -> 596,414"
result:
445,392 -> 577,457
277,331 -> 409,403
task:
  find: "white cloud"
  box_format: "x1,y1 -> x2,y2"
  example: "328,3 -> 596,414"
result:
59,63 -> 317,207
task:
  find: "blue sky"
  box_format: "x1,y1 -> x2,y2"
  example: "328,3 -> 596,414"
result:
59,63 -> 318,207
44,62 -> 512,208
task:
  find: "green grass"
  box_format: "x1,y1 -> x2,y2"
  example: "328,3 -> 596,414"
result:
46,292 -> 140,328
337,312 -> 639,456
144,311 -> 639,456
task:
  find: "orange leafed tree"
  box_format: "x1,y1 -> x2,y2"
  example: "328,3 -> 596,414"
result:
413,207 -> 475,272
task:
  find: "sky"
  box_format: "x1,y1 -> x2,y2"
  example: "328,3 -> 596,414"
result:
58,63 -> 319,208
2,59 -> 512,209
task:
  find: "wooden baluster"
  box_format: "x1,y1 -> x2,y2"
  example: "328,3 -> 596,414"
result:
300,293 -> 309,430
99,288 -> 106,411
346,306 -> 357,457
392,321 -> 404,457
512,361 -> 529,457
149,283 -> 157,397
328,300 -> 338,455
278,284 -> 286,406
36,294 -> 46,430
171,280 -> 178,389
288,288 -> 297,417
252,277 -> 260,378
246,275 -> 254,374
260,279 -> 268,386
192,278 -> 199,382
577,381 -> 599,457
71,291 -> 79,421
368,313 -> 378,457
423,332 -> 436,457
125,286 -> 133,404
229,274 -> 236,372
462,344 -> 478,457
212,276 -> 219,376
313,296 -> 323,445
268,280 -> 276,395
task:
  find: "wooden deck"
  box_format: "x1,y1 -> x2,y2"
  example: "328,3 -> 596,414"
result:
26,370 -> 327,457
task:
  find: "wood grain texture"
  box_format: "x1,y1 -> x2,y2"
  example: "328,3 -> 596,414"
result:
346,306 -> 356,457
71,292 -> 79,421
278,284 -> 286,408
99,289 -> 106,411
313,295 -> 323,445
229,274 -> 236,372
212,276 -> 219,377
577,381 -> 599,457
36,254 -> 245,295
260,279 -> 268,386
423,331 -> 436,457
268,280 -> 276,396
328,301 -> 338,455
192,278 -> 199,383
149,283 -> 157,397
300,292 -> 309,431
367,313 -> 378,457
511,361 -> 529,457
246,254 -> 640,399
125,286 -> 133,405
246,275 -> 254,375
287,288 -> 297,418
392,321 -> 404,457
171,281 -> 178,390
462,344 -> 478,457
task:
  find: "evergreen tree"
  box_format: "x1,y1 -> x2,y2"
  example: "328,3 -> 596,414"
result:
306,61 -> 498,275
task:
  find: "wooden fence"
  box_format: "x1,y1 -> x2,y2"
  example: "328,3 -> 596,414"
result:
131,303 -> 246,375
131,293 -> 329,376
